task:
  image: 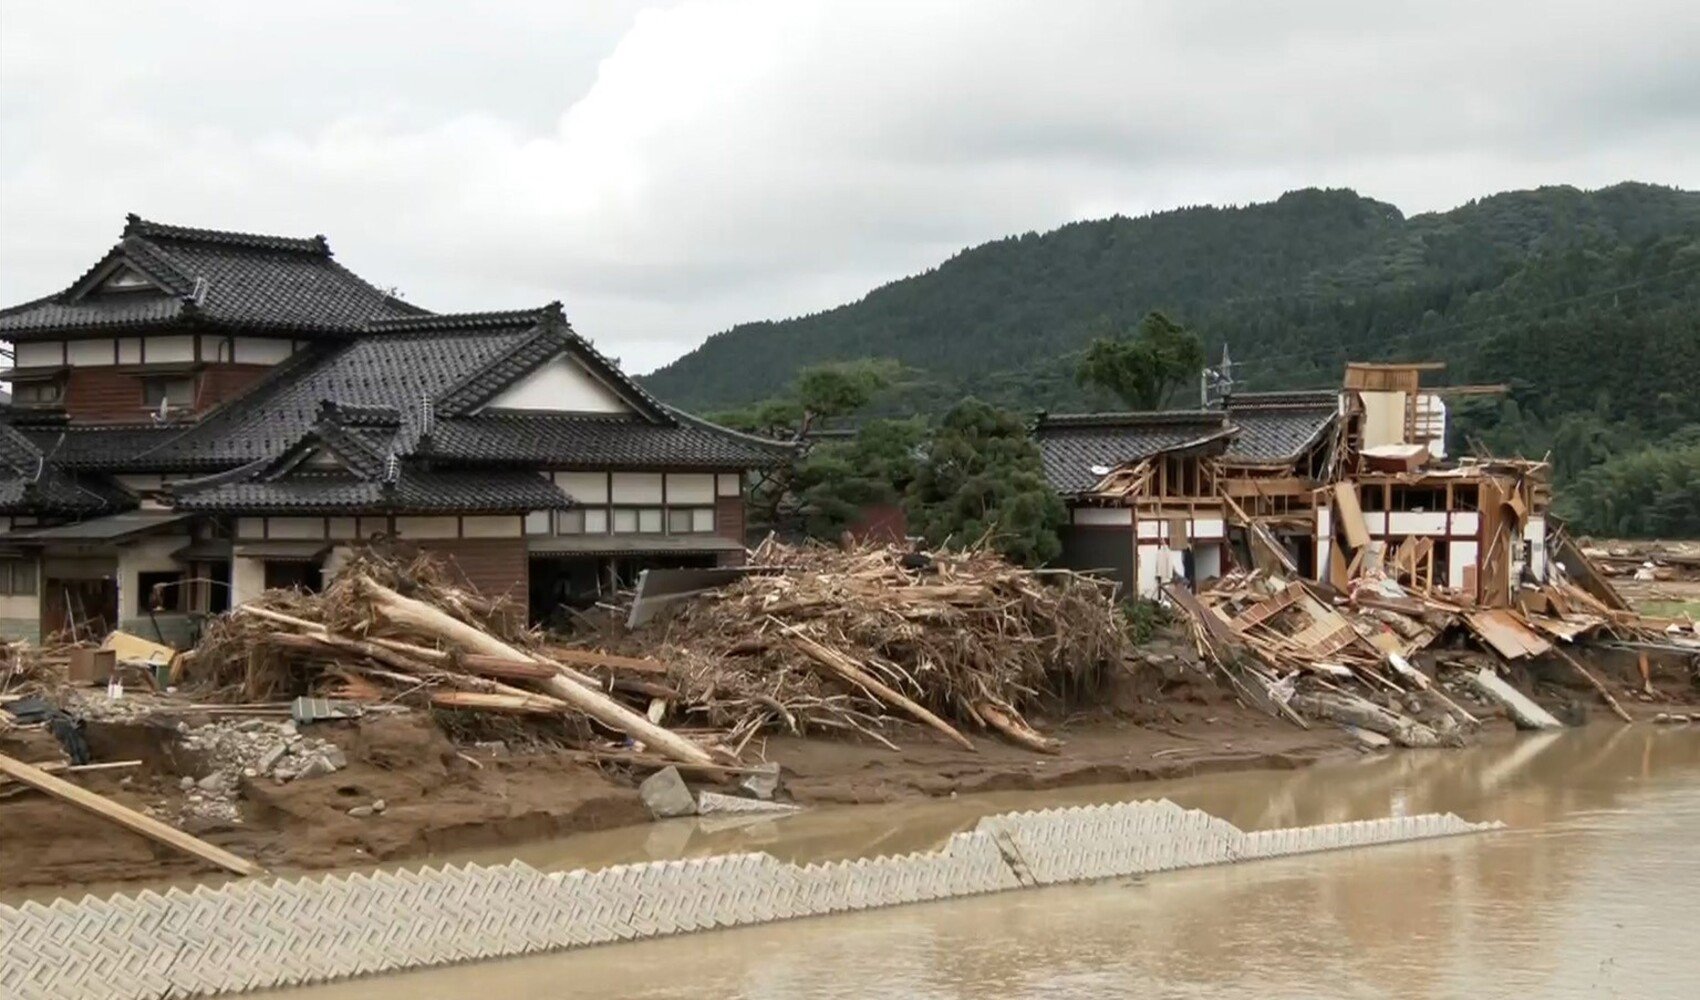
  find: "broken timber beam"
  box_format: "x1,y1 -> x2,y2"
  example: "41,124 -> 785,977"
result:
1547,646 -> 1634,723
0,751 -> 263,876
776,619 -> 976,751
360,577 -> 717,767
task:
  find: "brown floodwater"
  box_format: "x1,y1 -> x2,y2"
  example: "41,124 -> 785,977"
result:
263,724 -> 1700,999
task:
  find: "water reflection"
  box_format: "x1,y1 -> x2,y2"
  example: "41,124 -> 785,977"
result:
268,726 -> 1700,999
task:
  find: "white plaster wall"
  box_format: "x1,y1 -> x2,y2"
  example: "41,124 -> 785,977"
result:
1074,507 -> 1132,526
117,337 -> 142,364
1136,544 -> 1161,599
1360,391 -> 1408,447
1192,517 -> 1225,540
1525,514 -> 1548,581
611,472 -> 664,504
1192,544 -> 1223,582
1387,511 -> 1448,536
67,339 -> 115,366
232,557 -> 266,606
1136,520 -> 1162,540
484,358 -> 629,413
395,516 -> 460,539
266,518 -> 324,540
231,337 -> 293,364
666,473 -> 715,504
555,472 -> 608,504
15,341 -> 63,367
1451,511 -> 1480,536
717,474 -> 741,497
1448,540 -> 1479,591
0,593 -> 41,621
116,535 -> 188,619
146,335 -> 196,363
524,511 -> 551,536
462,516 -> 522,538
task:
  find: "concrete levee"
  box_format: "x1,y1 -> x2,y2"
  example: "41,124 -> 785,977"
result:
0,799 -> 1503,1000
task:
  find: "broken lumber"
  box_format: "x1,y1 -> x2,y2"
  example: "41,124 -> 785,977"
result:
0,750 -> 262,876
1465,668 -> 1563,730
1547,646 -> 1633,723
1291,690 -> 1442,748
778,621 -> 976,751
974,700 -> 1061,754
360,577 -> 717,767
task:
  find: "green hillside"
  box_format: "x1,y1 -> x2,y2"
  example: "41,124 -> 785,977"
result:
644,182 -> 1700,428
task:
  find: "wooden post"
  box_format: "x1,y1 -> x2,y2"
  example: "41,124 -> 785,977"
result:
777,620 -> 975,751
0,752 -> 263,876
359,577 -> 717,766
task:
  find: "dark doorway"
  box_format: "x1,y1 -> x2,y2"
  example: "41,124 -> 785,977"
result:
43,577 -> 118,643
264,560 -> 323,592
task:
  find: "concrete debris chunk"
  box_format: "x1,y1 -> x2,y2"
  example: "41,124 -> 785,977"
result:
696,791 -> 803,816
638,766 -> 697,819
738,761 -> 783,801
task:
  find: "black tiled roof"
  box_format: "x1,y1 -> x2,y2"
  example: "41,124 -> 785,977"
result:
0,214 -> 417,338
0,421 -> 133,515
1034,411 -> 1234,494
426,409 -> 792,469
171,467 -> 570,514
1221,397 -> 1338,466
12,421 -> 196,472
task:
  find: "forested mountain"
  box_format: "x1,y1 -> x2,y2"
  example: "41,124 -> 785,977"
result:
645,182 -> 1700,534
646,182 -> 1698,417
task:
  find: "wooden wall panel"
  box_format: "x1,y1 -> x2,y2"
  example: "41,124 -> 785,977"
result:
64,364 -> 275,423
714,496 -> 746,545
413,538 -> 529,604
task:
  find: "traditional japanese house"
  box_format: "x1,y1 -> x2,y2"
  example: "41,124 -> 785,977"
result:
0,216 -> 787,643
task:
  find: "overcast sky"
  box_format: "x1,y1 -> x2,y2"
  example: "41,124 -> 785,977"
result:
2,1 -> 1696,373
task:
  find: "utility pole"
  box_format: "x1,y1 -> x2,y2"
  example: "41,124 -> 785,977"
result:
1201,344 -> 1234,408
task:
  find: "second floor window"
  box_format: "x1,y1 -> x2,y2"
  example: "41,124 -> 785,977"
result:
12,380 -> 63,406
143,376 -> 197,410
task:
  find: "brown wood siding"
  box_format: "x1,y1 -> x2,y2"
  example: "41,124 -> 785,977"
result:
714,496 -> 746,545
413,538 -> 529,603
197,364 -> 273,410
64,363 -> 276,423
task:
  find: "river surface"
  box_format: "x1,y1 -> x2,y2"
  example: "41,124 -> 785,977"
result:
273,725 -> 1700,998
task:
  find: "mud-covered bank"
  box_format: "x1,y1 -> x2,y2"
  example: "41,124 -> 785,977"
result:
3,647 -> 1695,894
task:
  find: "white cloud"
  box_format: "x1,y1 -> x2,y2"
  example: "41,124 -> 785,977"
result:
2,0 -> 1696,373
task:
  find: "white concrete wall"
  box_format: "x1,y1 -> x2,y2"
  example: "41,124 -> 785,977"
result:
1448,540 -> 1479,591
116,535 -> 188,619
231,557 -> 266,607
15,341 -> 63,367
484,358 -> 629,413
1074,507 -> 1132,526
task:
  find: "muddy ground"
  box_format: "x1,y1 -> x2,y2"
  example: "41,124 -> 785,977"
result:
3,646 -> 1696,894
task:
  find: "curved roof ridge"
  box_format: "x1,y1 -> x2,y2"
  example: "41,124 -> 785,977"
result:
123,214 -> 330,255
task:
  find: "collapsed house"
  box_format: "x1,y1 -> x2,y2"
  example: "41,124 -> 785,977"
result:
1036,363 -> 1548,605
0,215 -> 789,644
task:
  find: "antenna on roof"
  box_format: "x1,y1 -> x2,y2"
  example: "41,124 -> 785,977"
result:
1200,344 -> 1234,409
383,451 -> 400,486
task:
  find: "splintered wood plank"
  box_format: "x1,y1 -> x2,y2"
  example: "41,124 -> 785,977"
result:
0,751 -> 262,876
1332,482 -> 1372,550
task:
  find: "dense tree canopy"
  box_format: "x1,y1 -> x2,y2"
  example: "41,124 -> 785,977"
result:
1075,311 -> 1206,410
905,399 -> 1064,566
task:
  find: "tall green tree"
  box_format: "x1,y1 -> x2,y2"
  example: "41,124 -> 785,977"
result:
708,358 -> 906,535
1075,311 -> 1207,410
906,399 -> 1064,565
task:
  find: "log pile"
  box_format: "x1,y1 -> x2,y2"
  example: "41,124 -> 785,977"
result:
187,550 -> 720,767
621,538 -> 1131,754
183,541 -> 1128,762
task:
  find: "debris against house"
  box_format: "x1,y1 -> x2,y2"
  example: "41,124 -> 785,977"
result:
611,537 -> 1130,755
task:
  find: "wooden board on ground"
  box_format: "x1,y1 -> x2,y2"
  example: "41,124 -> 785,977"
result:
1464,609 -> 1552,659
0,751 -> 262,876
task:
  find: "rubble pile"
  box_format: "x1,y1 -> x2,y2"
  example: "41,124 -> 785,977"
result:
1165,542 -> 1695,746
153,717 -> 348,831
625,538 -> 1131,753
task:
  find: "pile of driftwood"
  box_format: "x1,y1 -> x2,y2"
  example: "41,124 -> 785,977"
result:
188,551 -> 724,769
622,539 -> 1130,754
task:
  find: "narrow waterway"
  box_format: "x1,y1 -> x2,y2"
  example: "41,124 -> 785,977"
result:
266,725 -> 1700,999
